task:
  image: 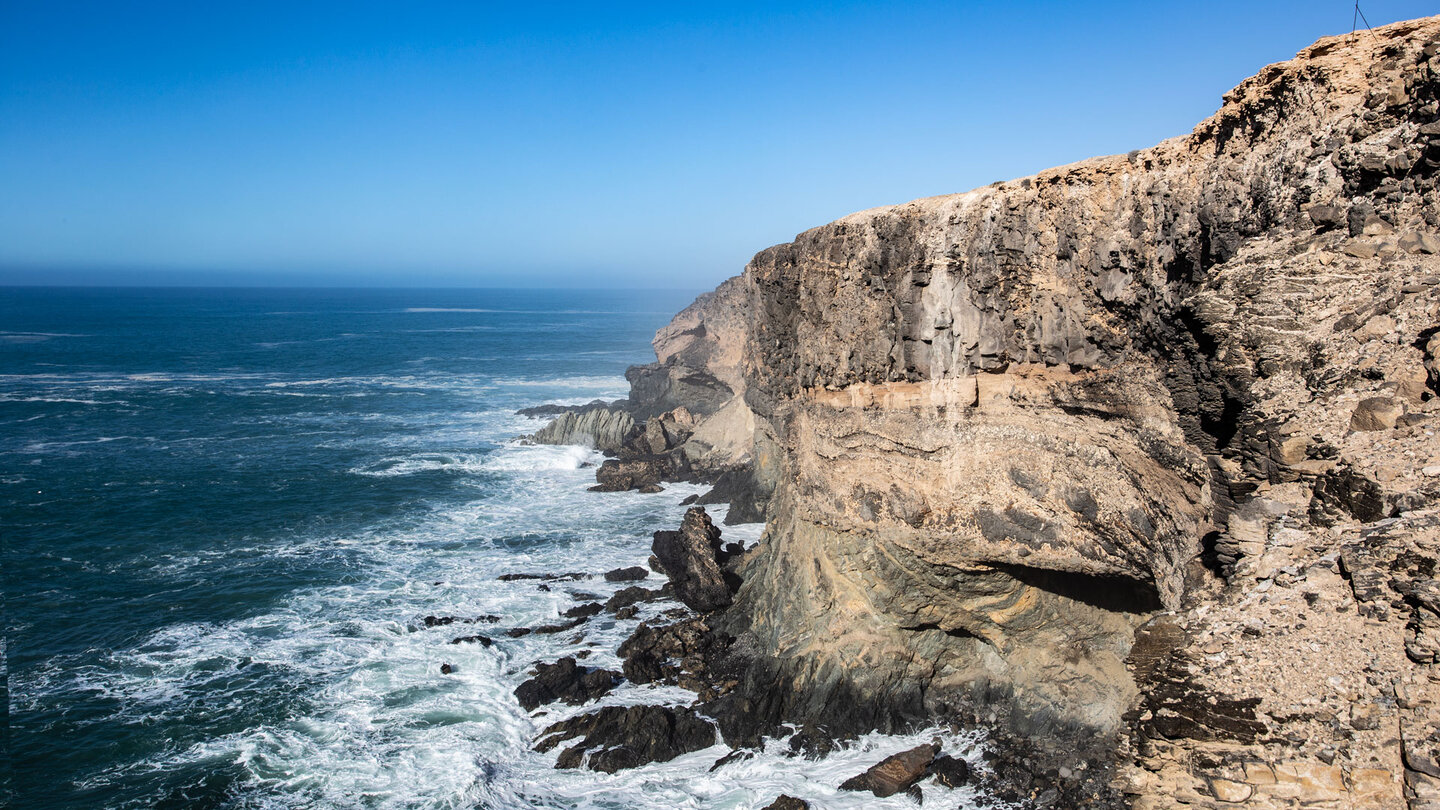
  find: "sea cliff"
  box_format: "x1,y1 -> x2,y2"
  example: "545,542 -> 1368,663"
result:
539,17 -> 1440,807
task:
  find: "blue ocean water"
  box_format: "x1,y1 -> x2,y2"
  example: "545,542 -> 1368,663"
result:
2,287 -> 988,810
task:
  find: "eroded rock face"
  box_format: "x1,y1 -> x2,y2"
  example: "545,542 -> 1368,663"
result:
613,16 -> 1440,808
695,13 -> 1440,755
534,704 -> 716,773
528,405 -> 636,452
652,507 -> 734,613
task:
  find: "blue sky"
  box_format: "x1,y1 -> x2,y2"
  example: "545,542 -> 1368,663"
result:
2,1 -> 1435,289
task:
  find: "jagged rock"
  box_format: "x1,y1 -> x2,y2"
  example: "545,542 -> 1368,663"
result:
532,617 -> 586,635
604,585 -> 661,613
786,722 -> 837,760
517,399 -> 614,418
617,617 -> 727,686
590,456 -> 675,492
562,602 -> 604,619
761,797 -> 809,810
641,407 -> 696,454
930,754 -> 971,788
603,566 -> 649,582
838,742 -> 939,798
651,507 -> 733,612
514,657 -> 619,710
696,465 -> 771,524
448,634 -> 494,647
528,406 -> 636,453
535,704 -> 715,773
421,614 -> 500,627
1311,464 -> 1393,523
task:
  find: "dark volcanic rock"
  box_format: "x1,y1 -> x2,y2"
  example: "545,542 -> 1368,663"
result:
532,617 -> 587,635
604,585 -> 662,613
709,748 -> 755,771
562,602 -> 604,619
516,399 -> 614,418
761,797 -> 809,810
497,572 -> 587,582
514,657 -> 620,711
786,723 -> 837,760
448,634 -> 494,647
421,614 -> 500,627
651,507 -> 733,612
604,566 -> 649,582
838,742 -> 939,798
930,754 -> 971,788
535,704 -> 716,773
617,617 -> 727,685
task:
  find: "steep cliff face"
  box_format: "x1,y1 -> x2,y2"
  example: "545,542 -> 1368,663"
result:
631,17 -> 1440,808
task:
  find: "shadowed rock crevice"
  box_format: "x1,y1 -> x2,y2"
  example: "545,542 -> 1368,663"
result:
987,563 -> 1165,616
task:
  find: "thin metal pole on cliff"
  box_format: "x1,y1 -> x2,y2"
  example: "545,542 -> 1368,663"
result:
1352,1 -> 1375,39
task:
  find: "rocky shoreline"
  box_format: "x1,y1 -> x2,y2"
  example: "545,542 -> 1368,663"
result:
518,16 -> 1440,809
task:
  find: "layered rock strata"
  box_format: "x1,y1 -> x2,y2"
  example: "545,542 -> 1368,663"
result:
583,16 -> 1440,809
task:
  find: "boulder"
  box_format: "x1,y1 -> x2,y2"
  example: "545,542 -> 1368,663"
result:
591,456 -> 674,492
1306,203 -> 1346,230
786,723 -> 837,760
931,754 -> 971,788
513,657 -> 619,711
1350,396 -> 1403,431
761,797 -> 809,810
1399,231 -> 1440,254
652,507 -> 733,612
605,585 -> 662,614
838,742 -> 939,798
562,602 -> 604,619
603,566 -> 649,582
535,704 -> 716,773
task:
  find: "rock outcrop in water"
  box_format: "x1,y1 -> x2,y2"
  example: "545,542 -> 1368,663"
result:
526,404 -> 635,453
583,16 -> 1440,809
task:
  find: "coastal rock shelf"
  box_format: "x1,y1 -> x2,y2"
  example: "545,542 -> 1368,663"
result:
523,15 -> 1440,809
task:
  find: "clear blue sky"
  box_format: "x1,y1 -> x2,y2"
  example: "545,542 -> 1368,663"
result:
2,1 -> 1434,289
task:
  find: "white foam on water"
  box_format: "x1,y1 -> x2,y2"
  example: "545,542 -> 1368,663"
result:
350,453 -> 496,478
18,373 -> 1006,809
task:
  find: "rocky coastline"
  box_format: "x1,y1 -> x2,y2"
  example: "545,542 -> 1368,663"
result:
519,17 -> 1440,808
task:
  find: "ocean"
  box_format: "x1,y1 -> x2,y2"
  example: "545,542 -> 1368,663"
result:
2,287 -> 986,810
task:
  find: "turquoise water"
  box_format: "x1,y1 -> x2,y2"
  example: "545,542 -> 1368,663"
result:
3,287 -> 989,810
